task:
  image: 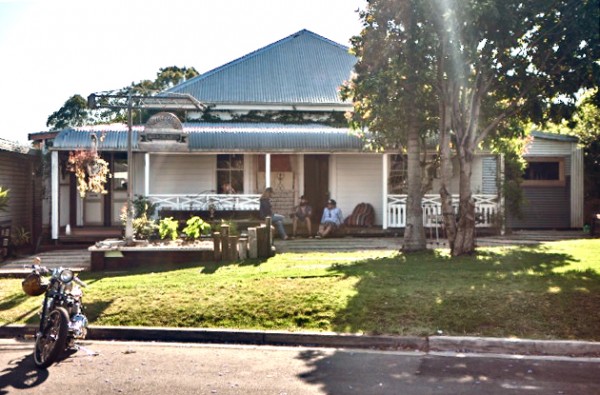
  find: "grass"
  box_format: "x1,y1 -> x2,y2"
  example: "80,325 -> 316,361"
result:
1,239 -> 599,341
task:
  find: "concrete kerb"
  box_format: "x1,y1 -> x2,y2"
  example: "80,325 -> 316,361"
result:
1,325 -> 599,358
429,336 -> 600,358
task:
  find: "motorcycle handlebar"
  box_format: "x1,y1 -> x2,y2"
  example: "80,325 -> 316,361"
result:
31,264 -> 50,275
74,276 -> 87,288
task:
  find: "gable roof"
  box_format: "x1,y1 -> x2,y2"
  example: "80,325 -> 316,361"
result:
166,29 -> 357,108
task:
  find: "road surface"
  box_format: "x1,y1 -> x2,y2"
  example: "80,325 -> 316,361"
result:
1,339 -> 599,394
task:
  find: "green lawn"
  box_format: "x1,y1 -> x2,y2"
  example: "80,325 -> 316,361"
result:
1,239 -> 599,341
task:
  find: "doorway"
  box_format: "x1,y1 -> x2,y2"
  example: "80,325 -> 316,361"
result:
303,155 -> 329,228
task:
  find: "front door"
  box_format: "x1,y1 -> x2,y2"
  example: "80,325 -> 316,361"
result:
81,152 -> 127,227
304,155 -> 329,227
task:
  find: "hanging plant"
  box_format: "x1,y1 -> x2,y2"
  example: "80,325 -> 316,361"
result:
66,133 -> 111,198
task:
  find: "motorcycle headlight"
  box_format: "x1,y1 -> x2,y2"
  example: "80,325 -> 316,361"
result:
59,269 -> 74,283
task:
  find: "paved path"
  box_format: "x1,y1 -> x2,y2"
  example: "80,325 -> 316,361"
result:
0,249 -> 90,274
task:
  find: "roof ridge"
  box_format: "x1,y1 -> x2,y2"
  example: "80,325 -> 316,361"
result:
165,29 -> 350,93
530,130 -> 579,142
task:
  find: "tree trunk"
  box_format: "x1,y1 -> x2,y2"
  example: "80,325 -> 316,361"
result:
438,92 -> 457,251
452,154 -> 476,256
402,124 -> 426,252
402,22 -> 427,253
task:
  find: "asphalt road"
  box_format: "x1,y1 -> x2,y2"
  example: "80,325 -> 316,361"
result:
1,339 -> 599,395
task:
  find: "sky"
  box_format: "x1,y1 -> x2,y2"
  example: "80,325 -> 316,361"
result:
0,0 -> 365,144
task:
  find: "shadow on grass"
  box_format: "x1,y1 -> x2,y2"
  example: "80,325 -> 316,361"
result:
0,293 -> 30,313
326,245 -> 600,340
0,292 -> 39,327
83,257 -> 270,279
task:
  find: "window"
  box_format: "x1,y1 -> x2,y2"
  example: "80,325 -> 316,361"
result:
388,154 -> 407,194
522,157 -> 565,186
113,154 -> 128,191
217,154 -> 244,193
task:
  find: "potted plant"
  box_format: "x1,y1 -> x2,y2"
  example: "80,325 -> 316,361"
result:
67,133 -> 110,198
10,226 -> 31,257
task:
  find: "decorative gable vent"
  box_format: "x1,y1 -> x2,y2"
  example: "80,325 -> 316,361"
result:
142,112 -> 186,143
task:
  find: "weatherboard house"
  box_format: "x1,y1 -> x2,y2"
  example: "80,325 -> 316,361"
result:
39,29 -> 583,242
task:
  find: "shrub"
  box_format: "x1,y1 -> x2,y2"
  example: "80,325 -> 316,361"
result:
158,217 -> 179,241
11,226 -> 30,247
132,214 -> 158,240
0,187 -> 8,213
133,195 -> 158,219
182,216 -> 211,240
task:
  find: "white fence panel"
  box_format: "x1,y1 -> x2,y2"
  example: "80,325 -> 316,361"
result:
387,194 -> 499,228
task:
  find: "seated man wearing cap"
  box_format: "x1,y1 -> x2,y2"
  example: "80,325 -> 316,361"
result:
316,199 -> 343,238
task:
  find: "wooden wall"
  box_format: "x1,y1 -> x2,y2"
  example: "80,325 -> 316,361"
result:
0,148 -> 40,244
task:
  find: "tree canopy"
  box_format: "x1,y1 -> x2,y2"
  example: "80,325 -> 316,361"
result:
46,94 -> 89,130
46,66 -> 199,130
545,89 -> 600,216
344,0 -> 599,255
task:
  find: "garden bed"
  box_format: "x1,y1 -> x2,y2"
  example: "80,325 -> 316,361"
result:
89,239 -> 215,271
88,221 -> 274,271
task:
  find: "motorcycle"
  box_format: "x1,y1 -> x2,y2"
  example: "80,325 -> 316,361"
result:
22,258 -> 89,368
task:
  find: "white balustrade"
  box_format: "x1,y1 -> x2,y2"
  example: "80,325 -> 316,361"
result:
387,194 -> 499,228
148,194 -> 261,212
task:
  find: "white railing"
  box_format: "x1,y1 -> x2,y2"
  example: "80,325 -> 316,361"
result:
387,194 -> 499,228
148,194 -> 261,212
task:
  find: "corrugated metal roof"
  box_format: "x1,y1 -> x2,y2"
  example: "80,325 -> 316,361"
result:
53,127 -> 142,151
531,130 -> 578,142
51,123 -> 367,152
185,123 -> 365,152
0,138 -> 31,154
166,30 -> 357,106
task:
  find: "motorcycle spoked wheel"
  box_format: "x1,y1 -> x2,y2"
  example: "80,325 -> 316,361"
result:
33,307 -> 69,368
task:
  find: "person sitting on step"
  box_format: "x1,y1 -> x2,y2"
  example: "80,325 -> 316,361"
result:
316,199 -> 343,239
291,195 -> 313,238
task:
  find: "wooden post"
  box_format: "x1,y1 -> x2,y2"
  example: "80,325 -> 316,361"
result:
229,235 -> 239,261
265,217 -> 272,245
238,237 -> 248,260
248,228 -> 257,259
213,232 -> 222,261
221,225 -> 230,261
257,225 -> 269,258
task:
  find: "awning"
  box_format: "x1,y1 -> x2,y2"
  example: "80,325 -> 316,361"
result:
51,123 -> 369,153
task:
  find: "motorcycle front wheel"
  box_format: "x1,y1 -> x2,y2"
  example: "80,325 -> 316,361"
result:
33,307 -> 69,368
